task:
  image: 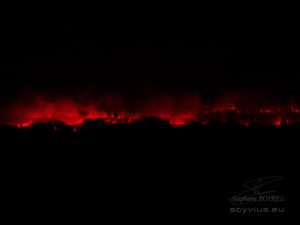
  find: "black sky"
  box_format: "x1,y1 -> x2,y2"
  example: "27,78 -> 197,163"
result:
0,5 -> 299,105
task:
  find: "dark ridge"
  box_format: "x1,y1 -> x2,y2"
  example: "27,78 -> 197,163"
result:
1,116 -> 299,138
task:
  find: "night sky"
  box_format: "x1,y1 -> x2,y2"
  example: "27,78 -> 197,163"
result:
0,6 -> 299,124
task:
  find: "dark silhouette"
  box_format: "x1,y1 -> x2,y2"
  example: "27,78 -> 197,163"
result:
281,117 -> 287,127
0,116 -> 298,139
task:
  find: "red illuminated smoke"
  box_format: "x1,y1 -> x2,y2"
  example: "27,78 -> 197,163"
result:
1,91 -> 300,127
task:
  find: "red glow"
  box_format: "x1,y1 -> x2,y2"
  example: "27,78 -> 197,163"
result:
1,92 -> 300,127
273,119 -> 282,126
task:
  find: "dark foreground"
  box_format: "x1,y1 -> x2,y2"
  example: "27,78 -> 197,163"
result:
0,117 -> 298,222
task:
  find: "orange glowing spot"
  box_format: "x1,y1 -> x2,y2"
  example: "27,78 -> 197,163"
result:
16,122 -> 32,127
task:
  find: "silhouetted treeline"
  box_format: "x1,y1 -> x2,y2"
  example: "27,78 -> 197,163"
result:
1,115 -> 297,222
1,116 -> 300,138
